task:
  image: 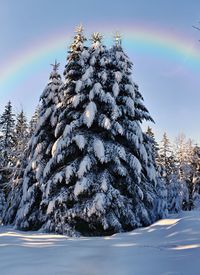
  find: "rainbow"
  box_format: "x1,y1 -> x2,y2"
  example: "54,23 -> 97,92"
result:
1,24 -> 200,96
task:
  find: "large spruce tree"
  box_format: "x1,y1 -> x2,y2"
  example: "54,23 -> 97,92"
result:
36,31 -> 164,236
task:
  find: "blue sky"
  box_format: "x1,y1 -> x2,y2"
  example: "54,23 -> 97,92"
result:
1,0 -> 200,143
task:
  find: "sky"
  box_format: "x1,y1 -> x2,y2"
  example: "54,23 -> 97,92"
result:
0,0 -> 200,143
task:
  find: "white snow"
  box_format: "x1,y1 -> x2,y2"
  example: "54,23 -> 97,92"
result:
50,143 -> 57,158
88,193 -> 106,217
125,84 -> 135,98
102,116 -> 111,130
93,139 -> 105,163
31,160 -> 36,170
77,155 -> 92,178
65,164 -> 75,183
75,80 -> 82,93
82,66 -> 93,81
46,200 -> 55,214
101,178 -> 108,192
112,82 -> 119,97
74,177 -> 89,198
83,101 -> 97,128
101,71 -> 107,82
73,134 -> 86,150
115,71 -> 122,83
1,211 -> 200,275
90,55 -> 96,66
137,185 -> 144,200
72,95 -> 81,107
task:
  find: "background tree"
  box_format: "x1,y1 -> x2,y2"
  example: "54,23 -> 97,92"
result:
29,107 -> 39,138
14,110 -> 29,161
191,146 -> 200,209
0,101 -> 15,195
4,62 -> 63,229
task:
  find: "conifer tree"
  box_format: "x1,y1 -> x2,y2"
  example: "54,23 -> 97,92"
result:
14,110 -> 29,161
145,127 -> 168,217
146,126 -> 159,163
158,133 -> 188,213
38,30 -> 165,236
6,62 -> 62,229
191,146 -> 200,209
29,107 -> 39,138
3,110 -> 29,223
0,189 -> 5,222
0,101 -> 15,168
0,101 -> 15,196
174,135 -> 192,210
3,149 -> 29,224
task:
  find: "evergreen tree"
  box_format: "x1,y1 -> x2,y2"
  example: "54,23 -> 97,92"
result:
157,132 -> 174,180
0,101 -> 15,196
191,146 -> 200,209
5,62 -> 62,229
15,110 -> 29,161
0,187 -> 5,222
28,107 -> 39,138
158,133 -> 188,213
145,127 -> 168,218
2,149 -> 29,224
2,110 -> 28,223
174,135 -> 192,210
36,30 -> 165,236
146,126 -> 159,163
0,101 -> 15,168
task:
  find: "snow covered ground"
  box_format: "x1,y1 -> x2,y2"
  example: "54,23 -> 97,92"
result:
0,211 -> 200,275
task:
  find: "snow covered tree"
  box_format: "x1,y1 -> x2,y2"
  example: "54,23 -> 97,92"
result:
0,188 -> 5,222
146,126 -> 159,164
28,107 -> 39,138
174,135 -> 193,210
0,101 -> 15,168
2,110 -> 29,222
158,133 -> 188,213
157,133 -> 174,180
5,62 -> 63,229
175,134 -> 193,181
145,128 -> 168,218
14,110 -> 29,161
2,149 -> 29,224
191,146 -> 200,209
0,101 -> 15,195
36,30 -> 165,236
